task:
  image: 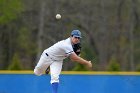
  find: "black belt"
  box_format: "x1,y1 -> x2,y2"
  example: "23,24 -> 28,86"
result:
45,53 -> 55,61
45,53 -> 49,56
45,53 -> 60,61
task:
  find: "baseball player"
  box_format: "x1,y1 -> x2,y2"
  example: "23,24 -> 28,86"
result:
34,30 -> 92,93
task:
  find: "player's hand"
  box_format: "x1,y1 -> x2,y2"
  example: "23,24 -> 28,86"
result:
86,61 -> 92,70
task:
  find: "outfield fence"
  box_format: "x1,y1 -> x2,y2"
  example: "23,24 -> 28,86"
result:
0,71 -> 140,93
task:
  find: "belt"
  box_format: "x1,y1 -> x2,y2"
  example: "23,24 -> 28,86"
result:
45,53 -> 57,61
45,53 -> 49,56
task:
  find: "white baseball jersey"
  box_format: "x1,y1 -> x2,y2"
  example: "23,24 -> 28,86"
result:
44,37 -> 74,61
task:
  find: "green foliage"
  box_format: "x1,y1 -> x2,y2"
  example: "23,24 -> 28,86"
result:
72,63 -> 88,71
107,56 -> 120,71
18,28 -> 31,51
17,27 -> 37,55
136,64 -> 140,72
0,0 -> 140,71
8,53 -> 22,70
82,46 -> 94,60
0,0 -> 24,24
81,44 -> 96,64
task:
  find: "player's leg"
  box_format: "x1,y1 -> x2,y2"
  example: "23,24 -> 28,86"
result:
50,61 -> 63,93
45,66 -> 50,74
34,53 -> 52,76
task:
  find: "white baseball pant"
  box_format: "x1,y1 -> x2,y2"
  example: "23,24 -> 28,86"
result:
34,52 -> 63,84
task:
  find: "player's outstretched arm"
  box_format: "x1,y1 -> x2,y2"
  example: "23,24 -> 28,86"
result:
70,52 -> 92,68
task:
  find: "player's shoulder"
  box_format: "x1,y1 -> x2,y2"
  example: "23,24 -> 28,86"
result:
54,38 -> 71,48
64,37 -> 71,43
58,38 -> 70,44
60,38 -> 72,48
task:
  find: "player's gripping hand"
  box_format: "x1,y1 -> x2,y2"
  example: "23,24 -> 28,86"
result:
86,61 -> 92,70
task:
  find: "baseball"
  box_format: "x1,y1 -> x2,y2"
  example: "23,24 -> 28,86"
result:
56,14 -> 61,19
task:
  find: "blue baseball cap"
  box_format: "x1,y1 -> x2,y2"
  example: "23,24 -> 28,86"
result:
71,30 -> 82,38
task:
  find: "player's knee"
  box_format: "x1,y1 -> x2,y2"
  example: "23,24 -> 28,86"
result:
34,68 -> 42,76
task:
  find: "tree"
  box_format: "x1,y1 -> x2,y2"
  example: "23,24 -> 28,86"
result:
0,0 -> 24,69
8,53 -> 22,70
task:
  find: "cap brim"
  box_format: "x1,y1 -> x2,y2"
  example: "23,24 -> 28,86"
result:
73,35 -> 82,38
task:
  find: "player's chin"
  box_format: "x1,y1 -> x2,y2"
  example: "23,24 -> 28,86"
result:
73,42 -> 78,44
74,41 -> 79,44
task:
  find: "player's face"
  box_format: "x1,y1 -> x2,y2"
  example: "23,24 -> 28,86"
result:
71,36 -> 80,44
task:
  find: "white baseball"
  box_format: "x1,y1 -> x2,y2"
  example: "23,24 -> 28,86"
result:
56,14 -> 61,19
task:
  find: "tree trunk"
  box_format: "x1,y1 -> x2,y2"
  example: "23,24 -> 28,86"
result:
37,0 -> 46,61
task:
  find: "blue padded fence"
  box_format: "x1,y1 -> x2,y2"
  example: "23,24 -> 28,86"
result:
0,71 -> 140,93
